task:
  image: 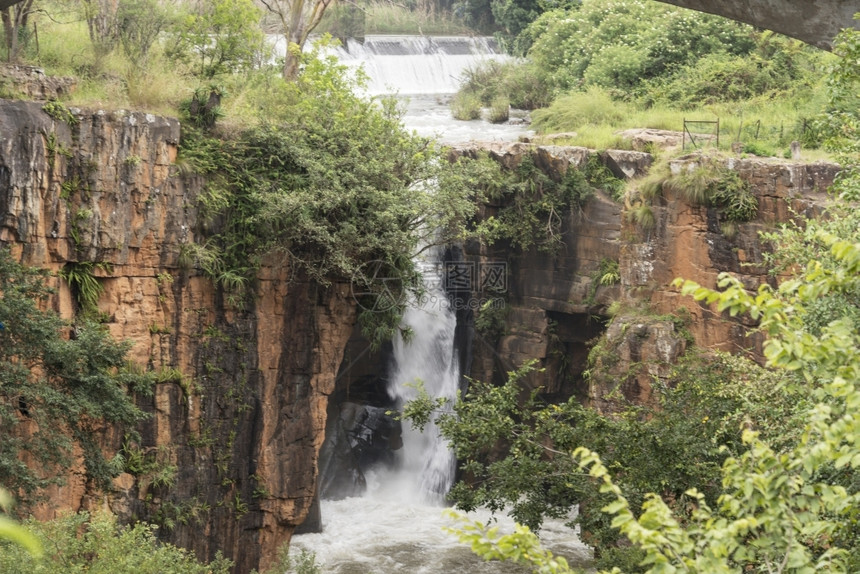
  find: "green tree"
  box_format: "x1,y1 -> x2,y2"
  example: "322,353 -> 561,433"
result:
116,0 -> 175,71
0,0 -> 32,62
0,248 -> 150,501
259,0 -> 335,79
168,0 -> 264,78
523,0 -> 755,94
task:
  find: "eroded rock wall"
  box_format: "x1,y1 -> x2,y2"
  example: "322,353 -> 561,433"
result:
0,99 -> 355,573
451,143 -> 839,409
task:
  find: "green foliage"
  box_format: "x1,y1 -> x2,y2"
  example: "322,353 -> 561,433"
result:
531,87 -> 628,134
816,20 -> 860,201
331,1 -> 471,36
644,36 -> 824,110
474,152 -> 595,252
0,489 -> 41,558
317,2 -> 365,41
487,95 -> 510,123
740,141 -> 778,158
583,154 -> 624,200
524,0 -> 755,96
121,442 -> 177,490
42,101 -> 78,125
0,249 -> 150,501
455,59 -> 551,112
451,90 -> 482,120
178,43 -> 478,344
663,155 -> 758,223
167,0 -> 264,78
58,261 -> 111,316
404,347 -> 797,571
626,203 -> 655,231
577,229 -> 860,572
265,544 -> 321,574
596,258 -> 619,286
116,0 -> 176,70
179,85 -> 227,130
516,4 -> 830,157
474,298 -> 510,342
447,509 -> 573,573
0,511 -> 232,573
489,0 -> 543,47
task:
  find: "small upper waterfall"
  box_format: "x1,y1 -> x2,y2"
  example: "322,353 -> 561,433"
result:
385,257 -> 459,503
333,35 -> 504,95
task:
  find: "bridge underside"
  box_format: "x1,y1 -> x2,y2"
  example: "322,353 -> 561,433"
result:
657,0 -> 860,51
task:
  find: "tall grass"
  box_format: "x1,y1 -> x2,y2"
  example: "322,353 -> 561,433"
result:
529,86 -> 833,157
362,2 -> 472,35
21,15 -> 192,115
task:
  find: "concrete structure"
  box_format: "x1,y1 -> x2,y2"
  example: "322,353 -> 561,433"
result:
658,0 -> 860,50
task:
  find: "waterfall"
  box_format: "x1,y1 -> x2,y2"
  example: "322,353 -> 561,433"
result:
383,256 -> 459,504
335,36 -> 504,95
272,35 -> 507,95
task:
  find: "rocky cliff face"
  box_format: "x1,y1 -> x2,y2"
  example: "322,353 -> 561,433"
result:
0,96 -> 843,570
0,99 -> 354,573
447,142 -> 839,410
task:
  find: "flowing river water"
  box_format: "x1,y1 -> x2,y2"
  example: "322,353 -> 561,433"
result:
290,36 -> 589,572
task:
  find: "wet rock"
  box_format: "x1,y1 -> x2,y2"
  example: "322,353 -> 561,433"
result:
318,402 -> 401,500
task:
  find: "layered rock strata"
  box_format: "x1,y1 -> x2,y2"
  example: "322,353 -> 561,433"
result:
448,142 -> 839,408
0,99 -> 354,573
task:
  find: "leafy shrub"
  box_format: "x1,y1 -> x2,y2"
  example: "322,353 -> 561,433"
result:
523,0 -> 755,95
741,141 -> 778,157
583,153 -> 625,200
0,512 -> 232,573
487,95 -> 510,123
453,60 -> 550,114
662,156 -> 758,223
531,87 -> 628,133
451,90 -> 482,120
474,152 -> 594,252
0,249 -> 150,502
404,350 -> 797,567
178,42 -> 479,345
644,41 -> 822,110
474,299 -> 510,342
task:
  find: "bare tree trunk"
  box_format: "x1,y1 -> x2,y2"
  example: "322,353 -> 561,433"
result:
1,0 -> 32,63
263,0 -> 335,80
1,9 -> 13,61
281,24 -> 304,79
84,0 -> 119,65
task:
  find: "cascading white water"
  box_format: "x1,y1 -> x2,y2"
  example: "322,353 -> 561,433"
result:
383,256 -> 459,504
288,35 -> 588,573
272,35 -> 504,95
271,34 -> 533,142
335,35 -> 502,95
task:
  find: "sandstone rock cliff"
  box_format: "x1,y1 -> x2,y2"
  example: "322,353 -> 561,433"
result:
0,99 -> 355,573
0,97 -> 843,571
448,142 -> 839,410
